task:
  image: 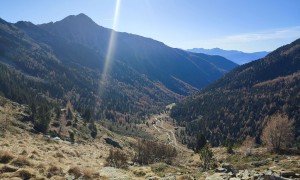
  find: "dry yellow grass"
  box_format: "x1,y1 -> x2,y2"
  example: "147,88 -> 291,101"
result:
1,97 -> 299,179
11,156 -> 31,167
0,131 -> 108,179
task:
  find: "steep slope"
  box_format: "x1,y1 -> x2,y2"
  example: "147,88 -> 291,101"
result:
187,48 -> 269,64
38,14 -> 238,94
171,39 -> 300,146
0,14 -> 237,126
0,17 -> 176,122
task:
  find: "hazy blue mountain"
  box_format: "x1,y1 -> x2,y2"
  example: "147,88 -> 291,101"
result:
187,47 -> 269,64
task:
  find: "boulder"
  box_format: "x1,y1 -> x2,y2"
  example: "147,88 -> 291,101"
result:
280,170 -> 295,178
52,137 -> 62,141
146,177 -> 157,180
221,163 -> 237,174
215,167 -> 227,173
127,161 -> 134,166
241,169 -> 250,180
99,167 -> 129,180
160,175 -> 176,180
206,173 -> 230,180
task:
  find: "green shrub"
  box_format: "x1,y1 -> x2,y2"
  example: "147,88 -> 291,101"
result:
69,130 -> 75,144
88,122 -> 97,139
32,105 -> 51,134
199,144 -> 213,170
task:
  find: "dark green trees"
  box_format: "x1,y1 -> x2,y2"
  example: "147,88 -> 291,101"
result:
32,105 -> 51,134
195,133 -> 207,153
199,144 -> 214,170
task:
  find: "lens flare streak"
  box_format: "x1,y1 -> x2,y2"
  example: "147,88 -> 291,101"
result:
100,0 -> 121,89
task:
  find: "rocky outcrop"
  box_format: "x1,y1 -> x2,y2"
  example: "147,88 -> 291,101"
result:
206,163 -> 300,180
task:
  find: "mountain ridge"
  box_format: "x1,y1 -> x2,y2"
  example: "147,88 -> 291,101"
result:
171,38 -> 300,147
0,14 -> 237,125
187,47 -> 269,64
35,13 -> 238,93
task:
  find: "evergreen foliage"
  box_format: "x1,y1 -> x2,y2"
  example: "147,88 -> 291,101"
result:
199,144 -> 214,170
171,39 -> 300,146
195,133 -> 207,153
32,105 -> 51,133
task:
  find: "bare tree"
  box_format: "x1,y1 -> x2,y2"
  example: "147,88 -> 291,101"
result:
240,136 -> 256,156
261,113 -> 294,152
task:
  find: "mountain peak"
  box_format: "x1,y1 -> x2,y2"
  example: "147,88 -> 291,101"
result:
59,13 -> 95,25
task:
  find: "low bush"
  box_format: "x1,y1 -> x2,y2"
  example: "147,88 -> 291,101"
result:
133,139 -> 177,165
240,136 -> 256,156
105,148 -> 128,168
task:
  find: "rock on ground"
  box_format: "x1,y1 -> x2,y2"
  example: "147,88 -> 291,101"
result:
99,167 -> 130,180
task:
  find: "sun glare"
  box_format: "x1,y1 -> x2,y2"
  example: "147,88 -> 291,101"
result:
99,0 -> 121,94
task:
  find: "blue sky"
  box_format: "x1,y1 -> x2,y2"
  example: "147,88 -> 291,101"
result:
1,0 -> 299,52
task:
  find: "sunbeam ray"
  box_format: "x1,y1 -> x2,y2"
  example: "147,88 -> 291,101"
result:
99,0 -> 121,95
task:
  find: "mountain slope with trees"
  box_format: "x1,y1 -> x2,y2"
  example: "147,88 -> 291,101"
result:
171,39 -> 300,147
0,14 -> 237,125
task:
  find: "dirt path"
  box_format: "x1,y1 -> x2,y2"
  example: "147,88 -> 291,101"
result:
153,117 -> 193,153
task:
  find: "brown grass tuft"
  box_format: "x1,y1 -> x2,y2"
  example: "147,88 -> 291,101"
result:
47,164 -> 63,178
35,163 -> 46,174
82,168 -> 95,179
20,150 -> 28,156
54,152 -> 65,158
0,165 -> 18,173
0,151 -> 15,164
31,150 -> 39,155
11,156 -> 31,167
68,166 -> 82,178
15,168 -> 34,180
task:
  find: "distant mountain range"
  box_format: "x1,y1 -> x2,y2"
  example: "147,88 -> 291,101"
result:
0,14 -> 237,122
187,48 -> 269,64
172,39 -> 300,147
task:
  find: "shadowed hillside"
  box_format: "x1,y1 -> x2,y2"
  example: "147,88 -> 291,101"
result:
171,39 -> 300,146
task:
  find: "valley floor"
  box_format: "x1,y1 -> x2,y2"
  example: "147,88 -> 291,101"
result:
1,99 -> 300,179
